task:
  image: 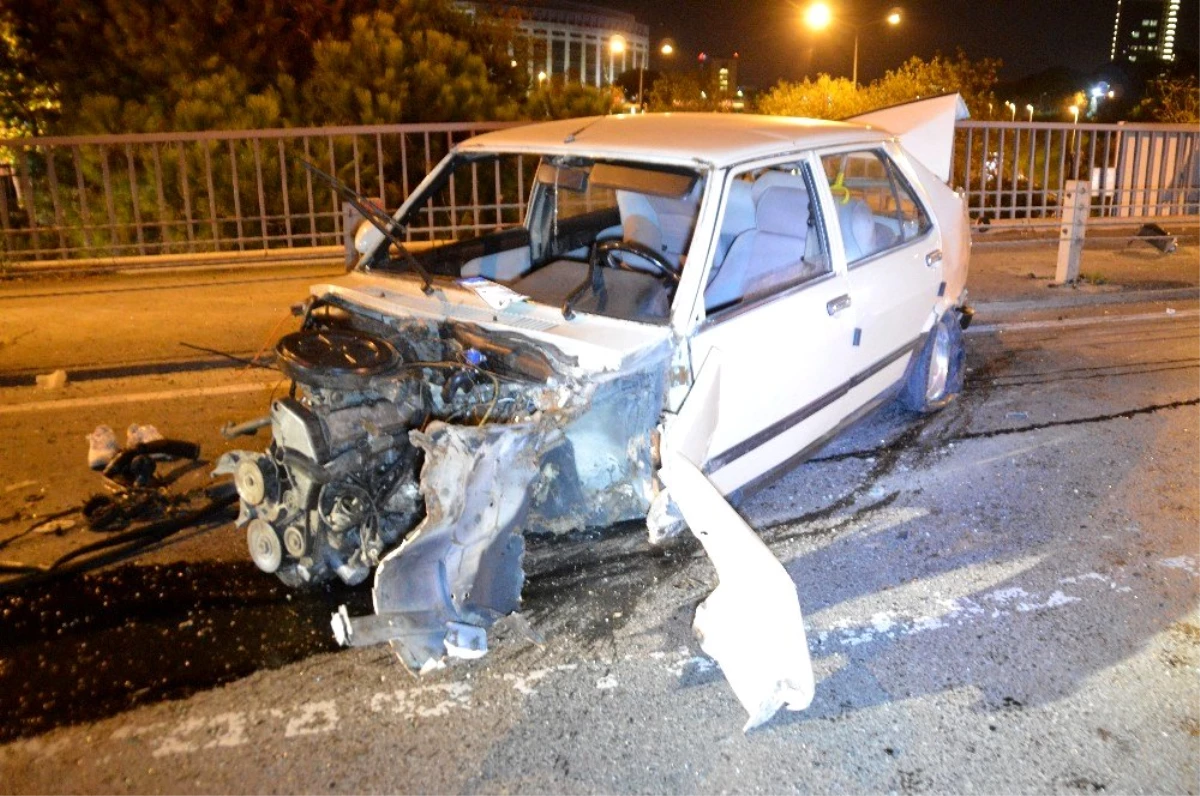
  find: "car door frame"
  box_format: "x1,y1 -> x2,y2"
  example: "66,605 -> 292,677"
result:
668,150 -> 869,499
809,141 -> 948,409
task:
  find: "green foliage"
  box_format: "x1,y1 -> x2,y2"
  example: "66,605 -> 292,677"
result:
758,51 -> 1001,120
0,8 -> 56,138
2,0 -> 536,133
646,72 -> 723,113
1138,76 -> 1200,123
523,76 -> 618,120
757,74 -> 871,119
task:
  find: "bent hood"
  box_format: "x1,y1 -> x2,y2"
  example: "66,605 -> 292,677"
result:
312,272 -> 673,375
847,94 -> 969,183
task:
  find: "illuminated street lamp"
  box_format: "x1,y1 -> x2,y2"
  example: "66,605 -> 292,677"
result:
660,39 -> 675,57
802,2 -> 902,89
1026,103 -> 1034,122
609,34 -> 626,86
1005,100 -> 1016,121
1069,104 -> 1079,124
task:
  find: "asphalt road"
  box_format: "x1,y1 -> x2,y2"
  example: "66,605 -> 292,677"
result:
0,272 -> 1197,792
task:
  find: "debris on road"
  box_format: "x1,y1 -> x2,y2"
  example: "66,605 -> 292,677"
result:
221,416 -> 271,439
35,369 -> 68,390
87,425 -> 120,470
1132,222 -> 1178,254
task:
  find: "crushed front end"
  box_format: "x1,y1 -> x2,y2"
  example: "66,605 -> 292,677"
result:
217,294 -> 668,671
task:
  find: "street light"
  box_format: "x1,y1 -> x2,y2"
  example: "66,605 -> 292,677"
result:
609,34 -> 626,87
1025,103 -> 1034,122
1005,100 -> 1016,121
802,2 -> 902,89
1069,104 -> 1079,124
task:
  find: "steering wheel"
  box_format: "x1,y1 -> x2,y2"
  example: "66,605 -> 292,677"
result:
591,239 -> 681,285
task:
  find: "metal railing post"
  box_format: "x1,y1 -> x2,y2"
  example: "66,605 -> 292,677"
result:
1055,180 -> 1090,284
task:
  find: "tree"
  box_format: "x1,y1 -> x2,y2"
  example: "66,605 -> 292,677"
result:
646,72 -> 722,112
523,76 -> 618,120
1138,76 -> 1200,123
303,6 -> 529,125
1,0 -> 534,133
758,51 -> 1001,120
0,8 -> 56,137
756,74 -> 871,119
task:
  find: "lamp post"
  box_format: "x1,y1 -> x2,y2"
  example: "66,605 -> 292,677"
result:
609,34 -> 626,87
1005,100 -> 1016,121
803,2 -> 901,89
1025,104 -> 1034,123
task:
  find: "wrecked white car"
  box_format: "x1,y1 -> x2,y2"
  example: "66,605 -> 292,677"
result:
218,96 -> 972,729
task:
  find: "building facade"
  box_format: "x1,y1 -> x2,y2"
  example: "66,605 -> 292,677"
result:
1110,0 -> 1181,63
456,0 -> 649,87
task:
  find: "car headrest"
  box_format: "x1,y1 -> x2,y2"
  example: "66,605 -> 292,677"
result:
751,170 -> 808,204
839,199 -> 876,255
755,186 -> 809,237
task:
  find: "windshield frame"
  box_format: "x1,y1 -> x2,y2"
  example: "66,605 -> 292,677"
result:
358,148 -> 713,329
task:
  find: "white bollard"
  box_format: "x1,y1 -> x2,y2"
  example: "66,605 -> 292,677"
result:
1055,180 -> 1091,284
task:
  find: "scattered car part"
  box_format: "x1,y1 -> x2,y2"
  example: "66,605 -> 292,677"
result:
221,416 -> 271,439
1133,222 -> 1178,253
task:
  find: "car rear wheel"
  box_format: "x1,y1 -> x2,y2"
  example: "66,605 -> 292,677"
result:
900,311 -> 965,413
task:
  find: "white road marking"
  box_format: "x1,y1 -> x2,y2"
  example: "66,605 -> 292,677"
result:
0,381 -> 278,415
1159,556 -> 1199,577
814,569 -> 1125,650
370,683 -> 472,718
283,701 -> 339,738
502,663 -> 578,695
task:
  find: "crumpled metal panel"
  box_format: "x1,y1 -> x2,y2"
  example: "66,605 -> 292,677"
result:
657,349 -> 814,731
365,420 -> 561,671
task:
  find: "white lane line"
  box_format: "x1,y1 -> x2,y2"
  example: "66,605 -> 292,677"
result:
0,381 -> 279,415
968,307 -> 1200,335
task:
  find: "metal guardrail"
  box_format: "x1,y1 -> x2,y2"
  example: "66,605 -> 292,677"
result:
1,119 -> 1197,264
955,120 -> 1199,228
0,122 -> 520,262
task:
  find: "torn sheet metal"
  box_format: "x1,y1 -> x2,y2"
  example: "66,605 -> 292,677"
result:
354,420 -> 559,671
658,349 -> 814,731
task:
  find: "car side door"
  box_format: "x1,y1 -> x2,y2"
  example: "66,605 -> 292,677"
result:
683,155 -> 861,498
816,146 -> 945,391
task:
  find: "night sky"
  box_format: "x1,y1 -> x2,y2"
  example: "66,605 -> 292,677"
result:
598,0 -> 1200,88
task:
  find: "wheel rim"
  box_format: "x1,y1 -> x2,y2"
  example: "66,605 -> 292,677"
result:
925,323 -> 951,403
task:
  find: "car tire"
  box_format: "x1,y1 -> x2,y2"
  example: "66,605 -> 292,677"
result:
900,310 -> 965,413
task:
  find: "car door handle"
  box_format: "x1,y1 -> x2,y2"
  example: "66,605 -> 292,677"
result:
925,249 -> 943,268
826,294 -> 852,316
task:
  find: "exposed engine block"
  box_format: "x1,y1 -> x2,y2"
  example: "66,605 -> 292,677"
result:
217,317 -> 559,587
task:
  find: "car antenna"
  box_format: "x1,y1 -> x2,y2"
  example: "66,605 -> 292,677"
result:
300,160 -> 435,295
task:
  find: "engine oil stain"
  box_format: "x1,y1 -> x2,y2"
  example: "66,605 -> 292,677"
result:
0,561 -> 371,743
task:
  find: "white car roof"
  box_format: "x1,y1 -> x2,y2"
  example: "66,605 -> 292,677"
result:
456,113 -> 892,169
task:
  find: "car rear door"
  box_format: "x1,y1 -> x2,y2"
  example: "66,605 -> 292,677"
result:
815,146 -> 945,392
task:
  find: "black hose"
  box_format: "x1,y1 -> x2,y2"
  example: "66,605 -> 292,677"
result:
0,488 -> 238,596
